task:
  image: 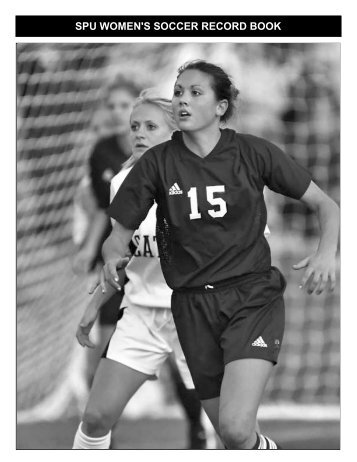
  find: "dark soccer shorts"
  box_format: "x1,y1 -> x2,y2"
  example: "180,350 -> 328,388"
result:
98,291 -> 124,326
171,266 -> 286,400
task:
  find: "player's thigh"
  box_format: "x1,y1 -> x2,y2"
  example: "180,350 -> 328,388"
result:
171,291 -> 224,400
84,358 -> 149,423
219,358 -> 273,431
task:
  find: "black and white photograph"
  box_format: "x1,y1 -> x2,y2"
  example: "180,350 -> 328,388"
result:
16,38 -> 341,451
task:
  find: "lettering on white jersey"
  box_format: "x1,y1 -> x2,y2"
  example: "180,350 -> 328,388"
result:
133,234 -> 157,258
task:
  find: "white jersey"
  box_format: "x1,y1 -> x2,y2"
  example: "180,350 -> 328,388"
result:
111,168 -> 172,309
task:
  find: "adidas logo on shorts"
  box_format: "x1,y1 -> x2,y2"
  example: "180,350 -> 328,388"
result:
169,183 -> 183,195
252,336 -> 268,348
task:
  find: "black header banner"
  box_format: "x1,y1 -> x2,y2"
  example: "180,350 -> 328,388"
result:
16,15 -> 341,38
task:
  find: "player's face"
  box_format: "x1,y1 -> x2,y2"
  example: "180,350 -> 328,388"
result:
106,89 -> 135,135
172,69 -> 223,133
130,103 -> 172,157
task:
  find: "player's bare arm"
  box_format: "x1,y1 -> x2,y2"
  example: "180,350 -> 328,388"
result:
76,284 -> 118,348
101,221 -> 134,291
73,209 -> 109,274
293,181 -> 340,295
77,265 -> 128,347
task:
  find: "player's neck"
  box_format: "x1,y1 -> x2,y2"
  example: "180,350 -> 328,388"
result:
182,127 -> 221,158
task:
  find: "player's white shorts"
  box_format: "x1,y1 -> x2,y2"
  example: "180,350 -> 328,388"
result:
106,305 -> 194,389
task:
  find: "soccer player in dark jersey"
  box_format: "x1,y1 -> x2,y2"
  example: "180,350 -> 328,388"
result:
100,60 -> 340,450
73,76 -> 139,276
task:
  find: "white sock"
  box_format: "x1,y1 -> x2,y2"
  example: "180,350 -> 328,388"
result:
72,422 -> 111,449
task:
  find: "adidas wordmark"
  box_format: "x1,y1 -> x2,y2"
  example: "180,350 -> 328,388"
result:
169,183 -> 183,195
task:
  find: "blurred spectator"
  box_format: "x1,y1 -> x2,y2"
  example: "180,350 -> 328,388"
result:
74,76 -> 141,275
73,76 -> 141,383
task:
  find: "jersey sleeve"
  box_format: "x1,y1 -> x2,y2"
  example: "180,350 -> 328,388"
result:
110,169 -> 130,227
255,137 -> 312,199
110,169 -> 131,201
107,152 -> 158,230
109,181 -> 116,204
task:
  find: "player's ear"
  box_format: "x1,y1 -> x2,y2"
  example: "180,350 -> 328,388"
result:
216,99 -> 228,118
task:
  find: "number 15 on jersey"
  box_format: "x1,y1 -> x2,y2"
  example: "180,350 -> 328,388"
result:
187,186 -> 227,220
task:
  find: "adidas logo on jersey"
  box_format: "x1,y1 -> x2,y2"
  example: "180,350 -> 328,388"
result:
252,336 -> 268,348
169,183 -> 183,195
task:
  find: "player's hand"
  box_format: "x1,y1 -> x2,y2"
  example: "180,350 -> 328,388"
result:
87,268 -> 101,294
293,251 -> 336,295
76,303 -> 99,348
101,257 -> 130,293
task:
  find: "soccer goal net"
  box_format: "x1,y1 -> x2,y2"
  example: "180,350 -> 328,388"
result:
17,43 -> 340,423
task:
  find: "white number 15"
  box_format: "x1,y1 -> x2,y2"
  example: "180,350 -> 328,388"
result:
187,186 -> 227,220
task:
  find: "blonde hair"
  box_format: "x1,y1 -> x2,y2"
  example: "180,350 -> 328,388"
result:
122,88 -> 176,169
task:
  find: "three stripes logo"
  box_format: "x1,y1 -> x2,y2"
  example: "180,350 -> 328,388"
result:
251,336 -> 268,348
258,434 -> 278,449
169,183 -> 183,195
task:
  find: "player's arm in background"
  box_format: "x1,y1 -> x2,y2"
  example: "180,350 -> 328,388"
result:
101,222 -> 133,292
76,281 -> 120,348
73,148 -> 112,274
293,180 -> 340,295
73,208 -> 109,274
76,176 -> 131,347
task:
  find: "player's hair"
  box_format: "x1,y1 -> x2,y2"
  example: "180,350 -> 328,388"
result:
122,88 -> 177,169
177,60 -> 239,122
103,75 -> 141,102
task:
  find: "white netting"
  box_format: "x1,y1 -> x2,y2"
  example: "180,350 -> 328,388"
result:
17,43 -> 340,422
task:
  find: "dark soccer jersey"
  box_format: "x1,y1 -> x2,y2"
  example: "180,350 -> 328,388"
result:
108,129 -> 311,290
90,134 -> 129,210
89,134 -> 129,267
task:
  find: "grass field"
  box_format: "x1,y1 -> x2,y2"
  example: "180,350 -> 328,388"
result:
17,417 -> 340,450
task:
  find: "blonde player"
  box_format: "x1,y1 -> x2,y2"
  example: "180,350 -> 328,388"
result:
73,89 -> 209,449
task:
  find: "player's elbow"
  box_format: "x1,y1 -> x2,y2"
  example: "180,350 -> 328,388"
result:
319,194 -> 340,222
301,181 -> 339,216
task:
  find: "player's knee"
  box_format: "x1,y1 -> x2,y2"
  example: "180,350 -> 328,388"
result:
82,406 -> 113,436
219,414 -> 255,449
